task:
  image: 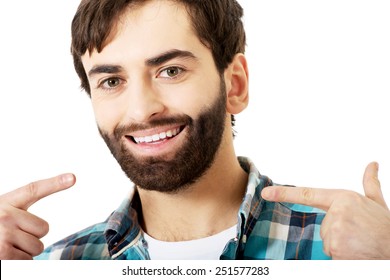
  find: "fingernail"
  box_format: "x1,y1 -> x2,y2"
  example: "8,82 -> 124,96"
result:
61,173 -> 75,186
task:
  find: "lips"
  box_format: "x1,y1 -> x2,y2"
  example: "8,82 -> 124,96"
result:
128,126 -> 184,144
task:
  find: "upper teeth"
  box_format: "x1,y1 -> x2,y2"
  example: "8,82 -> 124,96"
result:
133,128 -> 181,144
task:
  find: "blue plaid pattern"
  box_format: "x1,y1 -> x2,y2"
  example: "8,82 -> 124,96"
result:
35,157 -> 330,260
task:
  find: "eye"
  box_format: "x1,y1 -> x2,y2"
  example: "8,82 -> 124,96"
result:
103,77 -> 121,88
158,66 -> 184,79
96,77 -> 125,93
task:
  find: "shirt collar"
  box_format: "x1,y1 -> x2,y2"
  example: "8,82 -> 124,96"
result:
104,186 -> 141,257
103,157 -> 272,257
237,157 -> 272,236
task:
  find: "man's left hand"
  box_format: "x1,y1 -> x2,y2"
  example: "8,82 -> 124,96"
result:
261,162 -> 390,259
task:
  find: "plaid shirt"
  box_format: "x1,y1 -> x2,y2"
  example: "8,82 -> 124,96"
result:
35,157 -> 330,260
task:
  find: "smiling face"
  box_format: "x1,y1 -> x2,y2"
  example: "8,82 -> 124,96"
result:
81,1 -> 231,193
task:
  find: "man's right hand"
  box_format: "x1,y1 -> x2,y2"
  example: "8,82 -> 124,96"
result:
0,174 -> 75,260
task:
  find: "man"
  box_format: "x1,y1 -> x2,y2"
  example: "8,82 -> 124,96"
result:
0,0 -> 389,260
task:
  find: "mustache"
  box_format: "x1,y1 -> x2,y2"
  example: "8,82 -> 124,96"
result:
100,115 -> 193,140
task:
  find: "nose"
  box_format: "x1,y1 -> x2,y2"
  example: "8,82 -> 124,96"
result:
124,78 -> 165,123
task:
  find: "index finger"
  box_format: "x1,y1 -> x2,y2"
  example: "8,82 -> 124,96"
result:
261,186 -> 343,211
2,173 -> 76,210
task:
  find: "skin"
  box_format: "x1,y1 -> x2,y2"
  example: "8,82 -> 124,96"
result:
0,0 -> 389,259
81,1 -> 249,241
0,174 -> 75,259
261,162 -> 390,259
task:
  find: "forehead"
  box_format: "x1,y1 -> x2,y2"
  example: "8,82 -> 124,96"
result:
82,0 -> 206,66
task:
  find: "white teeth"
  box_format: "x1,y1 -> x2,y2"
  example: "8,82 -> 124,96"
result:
133,128 -> 181,144
144,136 -> 153,143
159,132 -> 167,139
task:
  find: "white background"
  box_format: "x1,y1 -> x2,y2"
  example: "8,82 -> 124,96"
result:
0,0 -> 389,248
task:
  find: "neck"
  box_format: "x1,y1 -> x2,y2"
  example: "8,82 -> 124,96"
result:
137,132 -> 247,242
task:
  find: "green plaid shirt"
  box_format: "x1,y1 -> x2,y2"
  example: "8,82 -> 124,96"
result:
35,157 -> 330,260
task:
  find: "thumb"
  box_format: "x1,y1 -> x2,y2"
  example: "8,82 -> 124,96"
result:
363,162 -> 388,209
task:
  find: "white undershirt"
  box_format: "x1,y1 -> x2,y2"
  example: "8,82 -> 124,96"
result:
143,224 -> 237,260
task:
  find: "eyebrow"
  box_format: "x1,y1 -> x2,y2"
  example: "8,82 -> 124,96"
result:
146,49 -> 197,67
87,49 -> 197,78
88,65 -> 124,78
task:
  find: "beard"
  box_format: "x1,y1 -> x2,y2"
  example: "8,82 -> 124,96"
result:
99,78 -> 227,194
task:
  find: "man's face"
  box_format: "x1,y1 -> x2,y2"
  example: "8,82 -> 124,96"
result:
81,1 -> 229,193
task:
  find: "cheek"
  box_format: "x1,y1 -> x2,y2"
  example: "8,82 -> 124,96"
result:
91,98 -> 125,132
165,83 -> 221,116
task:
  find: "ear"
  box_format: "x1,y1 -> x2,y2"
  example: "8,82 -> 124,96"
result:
224,53 -> 249,115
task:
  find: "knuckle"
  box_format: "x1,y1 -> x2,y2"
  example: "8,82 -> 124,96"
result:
0,208 -> 13,224
329,221 -> 343,236
278,188 -> 287,201
25,182 -> 39,202
55,175 -> 63,187
319,226 -> 326,240
327,231 -> 344,258
364,174 -> 381,187
300,187 -> 313,202
373,176 -> 381,187
39,220 -> 50,237
328,241 -> 341,258
333,190 -> 363,210
31,240 -> 45,256
344,191 -> 364,206
33,219 -> 50,239
329,202 -> 346,215
328,205 -> 349,223
0,228 -> 14,248
0,212 -> 18,239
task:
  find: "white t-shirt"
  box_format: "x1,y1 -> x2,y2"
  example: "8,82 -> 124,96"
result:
143,224 -> 237,260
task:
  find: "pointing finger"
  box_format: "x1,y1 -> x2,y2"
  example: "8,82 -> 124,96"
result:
261,186 -> 345,211
2,173 -> 76,210
363,162 -> 388,209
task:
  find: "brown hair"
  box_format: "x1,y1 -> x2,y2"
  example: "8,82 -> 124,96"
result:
71,0 -> 246,94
